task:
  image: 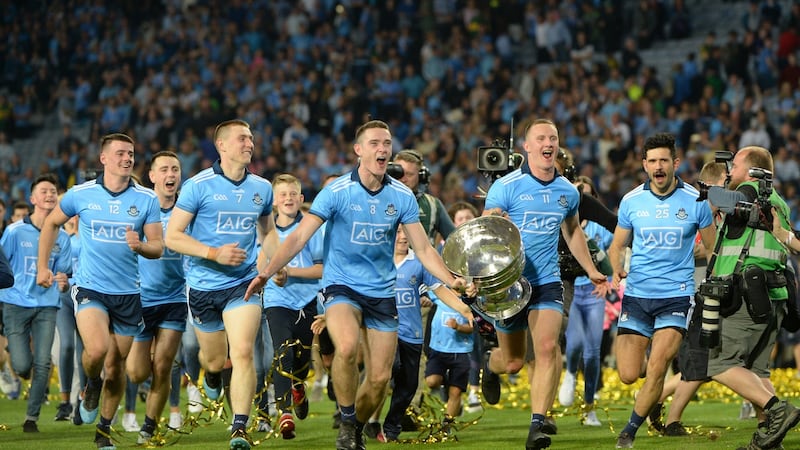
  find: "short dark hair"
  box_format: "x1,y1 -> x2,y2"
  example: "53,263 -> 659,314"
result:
354,120 -> 390,143
12,201 -> 30,214
642,132 -> 676,160
31,173 -> 59,193
100,133 -> 134,150
150,150 -> 180,169
447,201 -> 478,222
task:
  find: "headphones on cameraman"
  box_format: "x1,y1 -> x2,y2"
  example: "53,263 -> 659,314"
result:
390,150 -> 431,185
557,148 -> 577,182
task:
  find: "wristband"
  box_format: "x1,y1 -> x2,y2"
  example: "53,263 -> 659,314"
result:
787,232 -> 793,247
206,247 -> 219,261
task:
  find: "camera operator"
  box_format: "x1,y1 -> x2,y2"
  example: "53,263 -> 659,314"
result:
387,149 -> 456,417
701,146 -> 799,450
390,150 -> 455,244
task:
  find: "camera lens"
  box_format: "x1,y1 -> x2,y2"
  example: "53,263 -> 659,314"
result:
487,151 -> 500,164
699,296 -> 721,348
386,163 -> 404,180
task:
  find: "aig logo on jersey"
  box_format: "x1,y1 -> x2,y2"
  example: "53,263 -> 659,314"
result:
216,211 -> 258,234
90,220 -> 134,243
396,287 -> 418,309
640,226 -> 683,249
24,256 -> 38,276
519,211 -> 562,234
350,222 -> 391,245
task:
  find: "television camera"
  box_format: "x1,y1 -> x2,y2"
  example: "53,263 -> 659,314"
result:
477,139 -> 524,181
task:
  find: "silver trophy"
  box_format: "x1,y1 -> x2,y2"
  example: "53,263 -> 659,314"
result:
442,216 -> 531,320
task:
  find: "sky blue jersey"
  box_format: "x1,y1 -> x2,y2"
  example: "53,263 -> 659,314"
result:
175,162 -> 273,291
575,221 -> 614,287
0,216 -> 71,308
309,168 -> 419,299
395,250 -> 443,345
60,174 -> 160,295
67,233 -> 80,285
139,206 -> 185,306
617,178 -> 713,298
264,212 -> 325,310
429,297 -> 473,353
484,165 -> 580,286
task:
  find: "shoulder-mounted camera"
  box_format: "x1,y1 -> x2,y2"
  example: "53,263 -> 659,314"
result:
477,139 -> 523,181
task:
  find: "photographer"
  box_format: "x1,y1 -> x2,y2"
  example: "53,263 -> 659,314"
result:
390,150 -> 455,244
702,146 -> 799,450
388,149 -> 456,413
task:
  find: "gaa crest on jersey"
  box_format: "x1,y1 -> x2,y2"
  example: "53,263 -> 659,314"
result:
52,243 -> 61,253
385,204 -> 397,216
558,195 -> 569,208
127,206 -> 140,217
675,208 -> 688,220
408,275 -> 418,286
252,192 -> 263,206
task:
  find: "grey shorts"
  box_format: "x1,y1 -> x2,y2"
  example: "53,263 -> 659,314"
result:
707,301 -> 785,378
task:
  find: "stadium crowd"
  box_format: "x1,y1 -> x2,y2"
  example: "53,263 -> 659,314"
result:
0,0 -> 796,221
1,0 -> 800,449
